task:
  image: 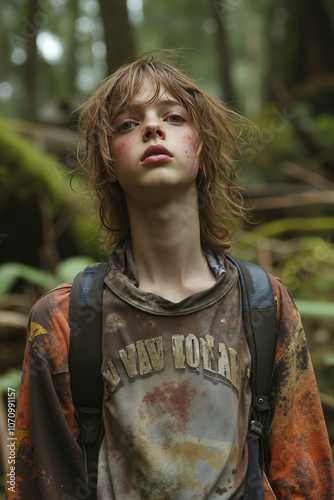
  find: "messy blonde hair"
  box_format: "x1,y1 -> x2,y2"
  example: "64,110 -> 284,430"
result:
75,52 -> 250,254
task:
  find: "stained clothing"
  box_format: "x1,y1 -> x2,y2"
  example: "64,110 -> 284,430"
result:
6,242 -> 334,499
99,244 -> 251,499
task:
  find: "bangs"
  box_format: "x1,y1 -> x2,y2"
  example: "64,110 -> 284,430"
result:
106,61 -> 201,132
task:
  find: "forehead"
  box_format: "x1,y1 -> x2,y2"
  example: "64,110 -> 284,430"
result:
127,78 -> 179,107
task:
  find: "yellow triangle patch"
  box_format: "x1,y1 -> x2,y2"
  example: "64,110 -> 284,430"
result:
29,322 -> 49,341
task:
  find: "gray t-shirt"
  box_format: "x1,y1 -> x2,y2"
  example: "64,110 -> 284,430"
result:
97,242 -> 251,499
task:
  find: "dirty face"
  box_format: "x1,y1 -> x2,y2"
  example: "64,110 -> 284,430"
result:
109,79 -> 200,206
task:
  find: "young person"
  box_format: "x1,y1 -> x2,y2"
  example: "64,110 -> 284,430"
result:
7,55 -> 334,499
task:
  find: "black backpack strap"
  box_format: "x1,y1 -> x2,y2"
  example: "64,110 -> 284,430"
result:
69,262 -> 109,500
225,255 -> 277,497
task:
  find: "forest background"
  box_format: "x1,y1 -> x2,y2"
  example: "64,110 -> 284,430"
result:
0,0 -> 334,488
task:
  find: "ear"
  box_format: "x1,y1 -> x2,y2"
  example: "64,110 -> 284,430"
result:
110,176 -> 118,183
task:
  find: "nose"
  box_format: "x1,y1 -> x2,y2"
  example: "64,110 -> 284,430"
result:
142,115 -> 165,141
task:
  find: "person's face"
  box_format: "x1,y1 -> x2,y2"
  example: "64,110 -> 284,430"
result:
109,79 -> 200,205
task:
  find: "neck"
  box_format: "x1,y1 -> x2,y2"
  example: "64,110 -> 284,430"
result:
126,190 -> 216,302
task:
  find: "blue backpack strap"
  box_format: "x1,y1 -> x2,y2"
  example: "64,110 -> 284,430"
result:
69,262 -> 109,500
225,255 -> 277,497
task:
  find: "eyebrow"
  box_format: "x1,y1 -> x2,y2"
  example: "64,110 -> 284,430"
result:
116,98 -> 183,116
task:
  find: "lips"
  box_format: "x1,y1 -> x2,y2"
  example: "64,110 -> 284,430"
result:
141,144 -> 173,163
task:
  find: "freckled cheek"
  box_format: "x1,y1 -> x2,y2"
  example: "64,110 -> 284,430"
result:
182,132 -> 198,153
110,139 -> 133,168
182,132 -> 199,170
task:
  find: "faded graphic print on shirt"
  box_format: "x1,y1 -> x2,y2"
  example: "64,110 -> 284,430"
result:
98,251 -> 252,499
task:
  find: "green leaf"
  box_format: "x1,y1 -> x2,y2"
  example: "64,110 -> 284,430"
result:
295,300 -> 334,319
55,256 -> 96,283
0,368 -> 22,395
323,354 -> 334,367
0,262 -> 57,297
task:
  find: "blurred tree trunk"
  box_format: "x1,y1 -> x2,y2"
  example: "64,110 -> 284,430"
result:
0,0 -> 5,82
294,0 -> 334,113
67,0 -> 79,93
266,0 -> 334,177
98,0 -> 135,74
22,0 -> 39,120
211,4 -> 237,109
267,0 -> 334,113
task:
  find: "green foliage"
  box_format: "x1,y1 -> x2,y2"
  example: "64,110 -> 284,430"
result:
323,354 -> 334,367
280,237 -> 334,301
0,114 -> 103,261
235,222 -> 334,301
312,114 -> 334,149
239,103 -> 334,185
0,263 -> 55,297
238,218 -> 334,248
0,256 -> 96,298
0,115 -> 69,211
55,255 -> 96,283
293,103 -> 334,149
295,300 -> 334,319
239,104 -> 306,184
312,354 -> 334,398
0,368 -> 21,395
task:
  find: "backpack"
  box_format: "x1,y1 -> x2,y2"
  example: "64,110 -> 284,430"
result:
69,256 -> 277,500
